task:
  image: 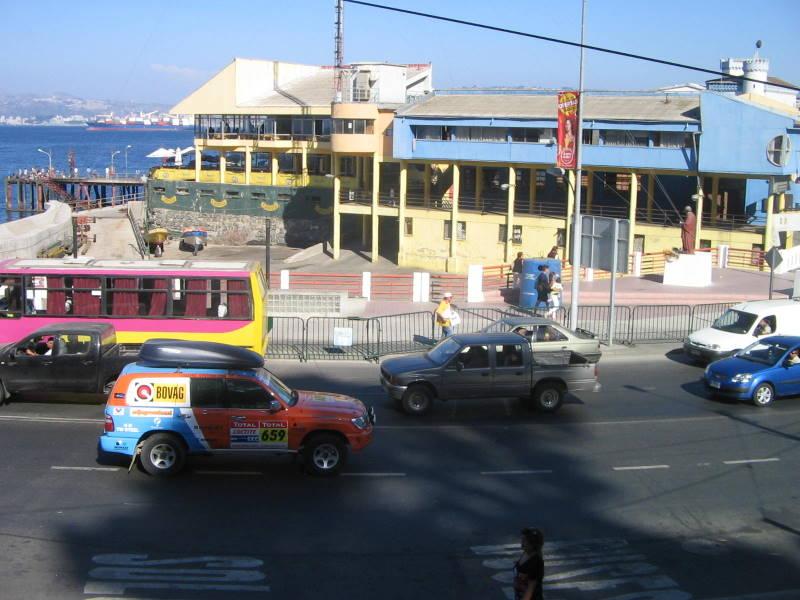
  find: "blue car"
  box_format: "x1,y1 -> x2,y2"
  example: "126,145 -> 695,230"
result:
704,335 -> 800,407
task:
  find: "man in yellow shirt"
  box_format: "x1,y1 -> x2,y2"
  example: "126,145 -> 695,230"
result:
436,292 -> 454,338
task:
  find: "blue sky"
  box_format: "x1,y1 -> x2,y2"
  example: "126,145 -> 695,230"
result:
1,0 -> 797,105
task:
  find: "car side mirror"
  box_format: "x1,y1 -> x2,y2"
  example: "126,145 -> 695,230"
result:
269,399 -> 282,412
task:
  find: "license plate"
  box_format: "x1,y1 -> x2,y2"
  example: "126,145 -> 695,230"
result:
709,380 -> 721,389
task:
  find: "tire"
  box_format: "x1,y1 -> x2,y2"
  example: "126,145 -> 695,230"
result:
303,434 -> 347,477
752,382 -> 774,407
531,382 -> 564,413
401,384 -> 433,416
140,434 -> 186,476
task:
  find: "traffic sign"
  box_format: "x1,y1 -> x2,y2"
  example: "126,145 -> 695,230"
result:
765,246 -> 783,270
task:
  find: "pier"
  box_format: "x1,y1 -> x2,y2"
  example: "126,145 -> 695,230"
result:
3,172 -> 145,217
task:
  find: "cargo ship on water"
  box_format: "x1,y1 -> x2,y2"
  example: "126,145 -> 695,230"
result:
86,111 -> 192,131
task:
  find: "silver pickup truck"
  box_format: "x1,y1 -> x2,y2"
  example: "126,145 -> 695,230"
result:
380,332 -> 601,416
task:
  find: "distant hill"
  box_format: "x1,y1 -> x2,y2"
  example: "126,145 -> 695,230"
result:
0,92 -> 173,120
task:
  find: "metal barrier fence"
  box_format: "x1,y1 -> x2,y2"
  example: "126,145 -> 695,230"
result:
264,301 -> 744,360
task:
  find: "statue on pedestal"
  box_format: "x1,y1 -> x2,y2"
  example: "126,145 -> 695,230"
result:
681,205 -> 696,254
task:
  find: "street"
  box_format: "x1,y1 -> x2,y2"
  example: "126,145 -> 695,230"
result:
0,346 -> 798,599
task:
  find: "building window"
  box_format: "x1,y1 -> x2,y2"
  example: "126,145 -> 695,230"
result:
307,154 -> 331,176
498,224 -> 507,243
339,156 -> 356,177
512,225 -> 522,244
556,228 -> 565,247
444,221 -> 466,240
333,119 -> 374,135
251,152 -> 271,172
767,134 -> 791,167
277,153 -> 298,174
291,118 -> 314,138
404,217 -> 413,236
224,152 -> 245,172
452,127 -> 507,142
510,128 -> 554,143
654,131 -> 690,148
602,130 -> 650,147
412,125 -> 446,140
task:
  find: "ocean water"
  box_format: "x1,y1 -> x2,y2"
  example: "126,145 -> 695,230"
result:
0,125 -> 194,223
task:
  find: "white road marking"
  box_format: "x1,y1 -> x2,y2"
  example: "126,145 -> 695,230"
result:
51,466 -> 119,472
613,464 -> 670,471
723,458 -> 780,465
194,470 -> 263,476
341,472 -> 406,477
480,469 -> 553,476
0,415 -> 102,424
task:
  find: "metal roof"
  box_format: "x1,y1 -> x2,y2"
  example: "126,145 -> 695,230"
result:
398,93 -> 701,122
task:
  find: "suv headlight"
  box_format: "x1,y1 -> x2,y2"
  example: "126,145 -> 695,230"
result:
731,373 -> 753,383
351,414 -> 370,430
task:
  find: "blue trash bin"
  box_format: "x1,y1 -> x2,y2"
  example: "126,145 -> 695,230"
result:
519,258 -> 562,310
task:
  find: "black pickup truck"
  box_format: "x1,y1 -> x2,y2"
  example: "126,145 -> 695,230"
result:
0,323 -> 139,402
380,332 -> 601,415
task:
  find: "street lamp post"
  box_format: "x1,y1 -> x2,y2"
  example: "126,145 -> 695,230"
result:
568,0 -> 588,332
124,145 -> 132,175
37,148 -> 52,173
111,150 -> 121,175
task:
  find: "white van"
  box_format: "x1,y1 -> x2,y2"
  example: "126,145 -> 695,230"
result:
684,299 -> 800,362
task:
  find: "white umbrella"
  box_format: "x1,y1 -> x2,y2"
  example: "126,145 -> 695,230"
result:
146,147 -> 175,159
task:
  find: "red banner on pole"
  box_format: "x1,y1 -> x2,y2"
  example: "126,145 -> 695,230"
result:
557,91 -> 580,170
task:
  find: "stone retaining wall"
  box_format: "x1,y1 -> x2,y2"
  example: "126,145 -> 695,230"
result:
150,207 -> 330,247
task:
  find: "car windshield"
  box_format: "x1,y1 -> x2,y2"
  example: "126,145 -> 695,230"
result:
258,368 -> 297,406
426,337 -> 462,364
712,309 -> 758,334
736,340 -> 789,366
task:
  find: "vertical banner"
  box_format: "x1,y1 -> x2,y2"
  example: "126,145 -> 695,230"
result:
557,91 -> 580,170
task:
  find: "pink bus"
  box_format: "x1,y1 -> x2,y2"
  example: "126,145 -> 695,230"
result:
0,258 -> 268,353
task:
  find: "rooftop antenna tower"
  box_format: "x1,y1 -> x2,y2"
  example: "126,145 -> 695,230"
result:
334,0 -> 344,102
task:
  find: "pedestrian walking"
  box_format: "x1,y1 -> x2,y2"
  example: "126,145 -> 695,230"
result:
512,252 -> 524,288
435,292 -> 458,338
547,273 -> 562,317
514,527 -> 545,600
535,265 -> 551,313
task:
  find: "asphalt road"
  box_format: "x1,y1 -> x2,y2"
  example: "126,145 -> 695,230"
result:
0,346 -> 799,600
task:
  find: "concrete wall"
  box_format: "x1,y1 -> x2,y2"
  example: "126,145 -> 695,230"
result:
0,201 -> 72,259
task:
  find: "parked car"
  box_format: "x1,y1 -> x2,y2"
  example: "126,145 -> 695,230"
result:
704,335 -> 800,406
99,340 -> 375,476
380,332 -> 600,416
685,299 -> 800,363
0,323 -> 139,402
480,316 -> 602,363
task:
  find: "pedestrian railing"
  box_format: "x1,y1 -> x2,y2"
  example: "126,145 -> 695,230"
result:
264,300 -> 752,361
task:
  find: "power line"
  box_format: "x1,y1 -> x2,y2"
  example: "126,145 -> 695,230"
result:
344,0 -> 800,93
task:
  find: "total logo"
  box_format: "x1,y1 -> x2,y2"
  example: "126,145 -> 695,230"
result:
136,384 -> 154,402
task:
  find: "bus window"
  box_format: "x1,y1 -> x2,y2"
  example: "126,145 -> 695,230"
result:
109,277 -> 140,316
0,276 -> 23,316
72,277 -> 101,316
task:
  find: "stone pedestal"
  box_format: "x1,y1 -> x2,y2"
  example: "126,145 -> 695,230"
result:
663,252 -> 712,287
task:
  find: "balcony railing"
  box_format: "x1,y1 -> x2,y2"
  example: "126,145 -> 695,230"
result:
197,131 -> 331,143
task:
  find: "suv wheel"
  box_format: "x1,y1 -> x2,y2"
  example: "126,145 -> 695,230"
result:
401,385 -> 433,416
304,434 -> 347,476
752,383 -> 774,407
532,382 -> 564,413
140,434 -> 186,476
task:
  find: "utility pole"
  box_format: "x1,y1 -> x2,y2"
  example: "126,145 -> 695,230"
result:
334,0 -> 345,102
569,0 -> 587,332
